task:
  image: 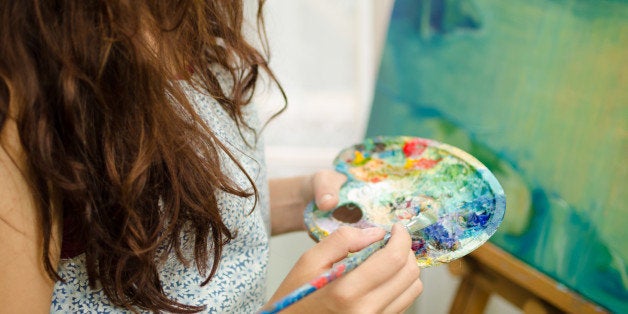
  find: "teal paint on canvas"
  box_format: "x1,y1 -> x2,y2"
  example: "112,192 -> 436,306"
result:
367,0 -> 628,312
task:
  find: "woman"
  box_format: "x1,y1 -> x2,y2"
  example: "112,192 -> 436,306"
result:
0,1 -> 423,312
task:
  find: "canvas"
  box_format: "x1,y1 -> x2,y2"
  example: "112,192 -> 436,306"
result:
367,0 -> 628,312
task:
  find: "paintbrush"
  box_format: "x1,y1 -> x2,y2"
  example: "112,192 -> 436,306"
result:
258,207 -> 439,314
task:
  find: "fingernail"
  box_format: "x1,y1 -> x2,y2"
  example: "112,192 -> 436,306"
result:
319,194 -> 333,203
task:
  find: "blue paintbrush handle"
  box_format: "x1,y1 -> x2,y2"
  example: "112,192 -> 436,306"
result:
258,236 -> 389,314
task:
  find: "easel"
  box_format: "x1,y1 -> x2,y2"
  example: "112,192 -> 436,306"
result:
448,242 -> 609,314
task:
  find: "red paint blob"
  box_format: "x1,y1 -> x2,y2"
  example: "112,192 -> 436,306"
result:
403,139 -> 427,157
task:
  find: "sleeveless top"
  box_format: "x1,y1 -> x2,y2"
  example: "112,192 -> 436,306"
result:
51,77 -> 271,313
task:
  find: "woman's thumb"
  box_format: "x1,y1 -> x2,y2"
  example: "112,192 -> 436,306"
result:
312,170 -> 347,211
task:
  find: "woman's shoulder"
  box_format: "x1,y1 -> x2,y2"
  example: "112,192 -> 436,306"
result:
0,116 -> 38,234
0,116 -> 62,311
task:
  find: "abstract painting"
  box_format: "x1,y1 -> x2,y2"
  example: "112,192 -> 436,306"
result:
367,0 -> 628,312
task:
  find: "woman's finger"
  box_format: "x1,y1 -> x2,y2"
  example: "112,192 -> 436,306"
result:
382,273 -> 424,314
366,250 -> 422,313
304,226 -> 386,269
311,170 -> 347,211
333,224 -> 412,298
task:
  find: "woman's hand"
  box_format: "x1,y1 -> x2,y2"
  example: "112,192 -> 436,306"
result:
269,170 -> 347,235
267,224 -> 423,313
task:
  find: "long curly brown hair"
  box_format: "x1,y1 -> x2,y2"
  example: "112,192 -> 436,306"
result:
0,0 -> 283,312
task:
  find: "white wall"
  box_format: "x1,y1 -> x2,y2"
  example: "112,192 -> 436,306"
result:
258,1 -> 520,313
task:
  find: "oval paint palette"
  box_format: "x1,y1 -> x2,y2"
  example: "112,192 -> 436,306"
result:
304,136 -> 506,267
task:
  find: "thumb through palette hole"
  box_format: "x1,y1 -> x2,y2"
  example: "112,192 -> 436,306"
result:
331,203 -> 363,223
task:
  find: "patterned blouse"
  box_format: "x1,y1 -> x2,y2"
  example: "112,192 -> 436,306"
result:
51,78 -> 271,313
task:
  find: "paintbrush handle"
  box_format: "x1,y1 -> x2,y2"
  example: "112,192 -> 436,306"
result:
258,237 -> 389,314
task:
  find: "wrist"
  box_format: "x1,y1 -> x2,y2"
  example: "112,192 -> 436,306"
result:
299,174 -> 315,206
269,175 -> 314,235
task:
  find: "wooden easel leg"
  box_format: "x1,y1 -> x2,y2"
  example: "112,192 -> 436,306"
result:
448,244 -> 607,314
522,298 -> 550,314
449,276 -> 490,314
450,277 -> 474,313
